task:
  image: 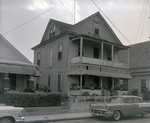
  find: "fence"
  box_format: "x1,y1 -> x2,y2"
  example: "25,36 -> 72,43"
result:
72,95 -> 110,103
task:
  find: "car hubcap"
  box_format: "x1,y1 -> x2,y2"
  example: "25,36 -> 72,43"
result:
0,119 -> 11,123
114,111 -> 120,120
143,111 -> 148,117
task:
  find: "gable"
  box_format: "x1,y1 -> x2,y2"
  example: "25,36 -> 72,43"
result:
0,35 -> 32,63
41,19 -> 72,42
70,12 -> 122,45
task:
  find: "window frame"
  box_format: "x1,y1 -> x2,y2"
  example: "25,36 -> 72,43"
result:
94,21 -> 99,35
48,47 -> 53,67
57,73 -> 62,91
37,51 -> 41,66
50,25 -> 55,38
58,43 -> 63,60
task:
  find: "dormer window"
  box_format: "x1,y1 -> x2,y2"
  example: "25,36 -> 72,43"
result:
50,26 -> 55,38
94,22 -> 99,35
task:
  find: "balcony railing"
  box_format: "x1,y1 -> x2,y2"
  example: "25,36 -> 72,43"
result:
71,57 -> 128,69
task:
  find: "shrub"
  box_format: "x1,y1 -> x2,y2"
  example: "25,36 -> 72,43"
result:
4,91 -> 62,107
24,88 -> 35,93
143,91 -> 150,100
82,91 -> 89,96
128,89 -> 139,96
38,85 -> 51,92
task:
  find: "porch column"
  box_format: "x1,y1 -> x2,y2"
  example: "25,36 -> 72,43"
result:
80,37 -> 83,95
111,45 -> 114,61
100,77 -> 103,88
28,75 -> 34,89
101,42 -> 103,60
127,49 -> 129,69
112,78 -> 114,90
3,73 -> 10,90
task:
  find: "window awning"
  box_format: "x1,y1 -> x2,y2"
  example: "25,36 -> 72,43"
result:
0,64 -> 42,76
67,70 -> 132,79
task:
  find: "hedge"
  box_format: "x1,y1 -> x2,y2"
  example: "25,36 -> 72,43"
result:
4,91 -> 62,107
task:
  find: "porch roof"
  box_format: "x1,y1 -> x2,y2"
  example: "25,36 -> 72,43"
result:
67,70 -> 131,79
0,63 -> 42,76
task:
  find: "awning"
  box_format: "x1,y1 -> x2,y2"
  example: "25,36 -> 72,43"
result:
67,70 -> 132,79
0,64 -> 41,76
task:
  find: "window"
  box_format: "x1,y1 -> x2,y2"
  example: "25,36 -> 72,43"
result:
48,48 -> 53,67
37,52 -> 41,66
58,44 -> 63,60
50,26 -> 55,38
94,47 -> 99,58
57,73 -> 62,90
126,98 -> 133,103
94,22 -> 99,35
133,98 -> 143,103
48,75 -> 51,89
107,50 -> 111,61
141,79 -> 146,92
123,80 -> 128,90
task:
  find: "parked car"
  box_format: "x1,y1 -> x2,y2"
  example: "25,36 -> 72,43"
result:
0,106 -> 24,123
90,95 -> 150,121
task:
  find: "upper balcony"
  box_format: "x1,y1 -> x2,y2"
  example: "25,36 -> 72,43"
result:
71,56 -> 128,69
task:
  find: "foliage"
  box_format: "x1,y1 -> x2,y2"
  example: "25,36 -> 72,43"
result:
143,91 -> 150,100
24,88 -> 35,93
38,85 -> 51,92
128,89 -> 139,96
82,91 -> 89,96
4,91 -> 62,107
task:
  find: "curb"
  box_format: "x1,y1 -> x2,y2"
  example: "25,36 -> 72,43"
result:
24,115 -> 94,123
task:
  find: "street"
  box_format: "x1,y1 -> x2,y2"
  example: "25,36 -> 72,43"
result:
51,116 -> 150,123
28,115 -> 150,123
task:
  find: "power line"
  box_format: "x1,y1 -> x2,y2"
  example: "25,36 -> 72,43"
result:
135,0 -> 146,43
140,0 -> 149,43
59,0 -> 79,23
91,0 -> 132,45
2,0 -> 67,35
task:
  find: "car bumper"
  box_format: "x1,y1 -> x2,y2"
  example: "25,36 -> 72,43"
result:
90,110 -> 113,118
16,116 -> 25,123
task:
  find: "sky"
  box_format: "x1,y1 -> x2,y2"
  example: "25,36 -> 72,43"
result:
0,0 -> 150,62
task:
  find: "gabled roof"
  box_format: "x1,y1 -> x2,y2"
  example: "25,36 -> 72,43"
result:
69,12 -> 123,45
119,41 -> 150,69
0,34 -> 32,64
33,11 -> 124,49
41,19 -> 72,42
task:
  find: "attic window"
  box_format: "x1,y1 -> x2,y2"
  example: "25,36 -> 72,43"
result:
94,22 -> 99,35
50,26 -> 55,38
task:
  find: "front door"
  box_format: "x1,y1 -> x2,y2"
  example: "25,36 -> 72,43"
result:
9,74 -> 16,90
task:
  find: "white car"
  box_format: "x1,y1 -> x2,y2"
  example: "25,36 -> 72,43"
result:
0,106 -> 24,123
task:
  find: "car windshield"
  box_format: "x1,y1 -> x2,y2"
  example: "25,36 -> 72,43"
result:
109,97 -> 125,103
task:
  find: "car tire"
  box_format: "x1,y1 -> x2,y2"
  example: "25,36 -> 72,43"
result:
113,110 -> 121,121
141,110 -> 148,118
0,118 -> 14,123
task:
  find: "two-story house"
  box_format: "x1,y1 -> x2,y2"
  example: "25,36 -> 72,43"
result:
32,12 -> 131,96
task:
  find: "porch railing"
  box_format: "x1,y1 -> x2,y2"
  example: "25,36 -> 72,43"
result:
71,95 -> 110,103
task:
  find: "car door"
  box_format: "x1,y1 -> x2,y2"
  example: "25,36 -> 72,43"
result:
123,97 -> 137,116
132,97 -> 143,114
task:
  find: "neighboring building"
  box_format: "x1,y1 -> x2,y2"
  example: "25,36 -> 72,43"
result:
32,12 -> 131,96
0,34 -> 41,94
119,41 -> 150,94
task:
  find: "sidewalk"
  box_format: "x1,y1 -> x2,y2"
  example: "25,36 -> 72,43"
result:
24,112 -> 93,123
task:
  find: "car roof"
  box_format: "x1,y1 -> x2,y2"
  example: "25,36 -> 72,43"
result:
111,95 -> 142,99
